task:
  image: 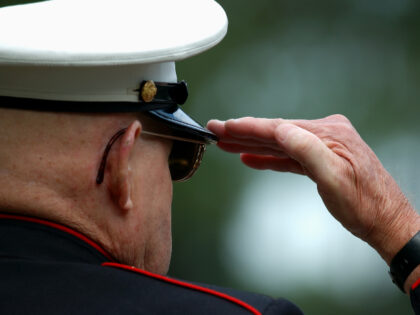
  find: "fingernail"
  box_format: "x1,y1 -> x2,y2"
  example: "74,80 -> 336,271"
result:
209,119 -> 224,124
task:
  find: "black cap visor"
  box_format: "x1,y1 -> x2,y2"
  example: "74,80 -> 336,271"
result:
143,105 -> 218,145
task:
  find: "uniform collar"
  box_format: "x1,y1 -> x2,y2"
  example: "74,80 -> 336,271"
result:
0,213 -> 114,264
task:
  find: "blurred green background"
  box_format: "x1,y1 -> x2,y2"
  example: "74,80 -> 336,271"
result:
2,0 -> 420,314
171,1 -> 420,314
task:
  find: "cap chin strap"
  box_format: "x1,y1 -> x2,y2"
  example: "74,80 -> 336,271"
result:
0,96 -> 177,113
0,80 -> 188,113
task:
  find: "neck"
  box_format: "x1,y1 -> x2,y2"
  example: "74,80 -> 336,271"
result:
0,167 -> 151,271
0,169 -> 102,241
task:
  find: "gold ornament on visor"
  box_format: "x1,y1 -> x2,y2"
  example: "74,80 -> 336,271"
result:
141,80 -> 157,102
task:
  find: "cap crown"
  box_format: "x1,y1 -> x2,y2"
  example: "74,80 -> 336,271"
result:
0,0 -> 227,101
0,0 -> 228,65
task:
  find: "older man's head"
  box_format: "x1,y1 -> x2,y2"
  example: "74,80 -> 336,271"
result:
0,109 -> 173,273
0,0 -> 227,274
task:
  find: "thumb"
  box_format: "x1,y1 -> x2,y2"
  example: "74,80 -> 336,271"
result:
274,123 -> 337,183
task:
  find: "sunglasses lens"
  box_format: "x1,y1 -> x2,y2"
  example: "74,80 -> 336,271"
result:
169,141 -> 205,181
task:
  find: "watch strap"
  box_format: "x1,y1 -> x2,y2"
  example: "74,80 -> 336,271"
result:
389,230 -> 420,292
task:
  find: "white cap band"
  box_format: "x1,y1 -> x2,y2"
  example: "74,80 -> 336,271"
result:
0,62 -> 177,102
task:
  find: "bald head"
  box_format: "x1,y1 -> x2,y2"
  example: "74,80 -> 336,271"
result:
0,108 -> 128,191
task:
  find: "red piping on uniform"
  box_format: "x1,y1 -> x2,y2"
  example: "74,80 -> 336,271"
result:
0,213 -> 114,261
412,278 -> 420,291
102,262 -> 262,315
1,213 -> 261,314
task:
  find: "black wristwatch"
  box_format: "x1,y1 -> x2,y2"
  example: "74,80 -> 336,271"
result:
389,230 -> 420,292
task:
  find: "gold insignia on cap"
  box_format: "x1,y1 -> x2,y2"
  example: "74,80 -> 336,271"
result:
141,80 -> 157,102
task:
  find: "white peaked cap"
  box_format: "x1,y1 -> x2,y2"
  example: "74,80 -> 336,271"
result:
0,0 -> 228,102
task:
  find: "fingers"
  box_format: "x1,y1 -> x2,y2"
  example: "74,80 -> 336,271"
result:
240,154 -> 305,174
224,117 -> 283,140
274,123 -> 338,183
208,117 -> 341,184
217,142 -> 288,157
207,118 -> 283,145
207,119 -> 230,139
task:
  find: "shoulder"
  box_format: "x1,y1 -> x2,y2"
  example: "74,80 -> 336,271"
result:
0,259 -> 303,315
194,281 -> 304,315
99,262 -> 304,315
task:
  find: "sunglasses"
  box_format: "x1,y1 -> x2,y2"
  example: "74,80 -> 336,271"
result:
96,128 -> 206,184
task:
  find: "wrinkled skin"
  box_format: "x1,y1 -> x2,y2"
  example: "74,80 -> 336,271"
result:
207,115 -> 419,271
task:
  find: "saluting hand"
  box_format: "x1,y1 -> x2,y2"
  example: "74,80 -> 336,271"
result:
207,114 -> 420,267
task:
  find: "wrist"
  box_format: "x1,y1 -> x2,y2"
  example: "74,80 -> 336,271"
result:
367,201 -> 420,293
368,201 -> 420,265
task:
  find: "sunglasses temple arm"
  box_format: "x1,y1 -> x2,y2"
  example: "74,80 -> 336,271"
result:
96,128 -> 127,184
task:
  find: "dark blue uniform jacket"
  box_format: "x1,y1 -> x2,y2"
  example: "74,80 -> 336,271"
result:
0,214 -> 303,315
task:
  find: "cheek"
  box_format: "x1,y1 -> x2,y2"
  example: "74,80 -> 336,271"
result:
133,159 -> 172,209
138,140 -> 173,210
141,148 -> 173,274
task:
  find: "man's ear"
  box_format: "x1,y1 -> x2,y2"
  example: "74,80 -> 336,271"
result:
108,120 -> 142,211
